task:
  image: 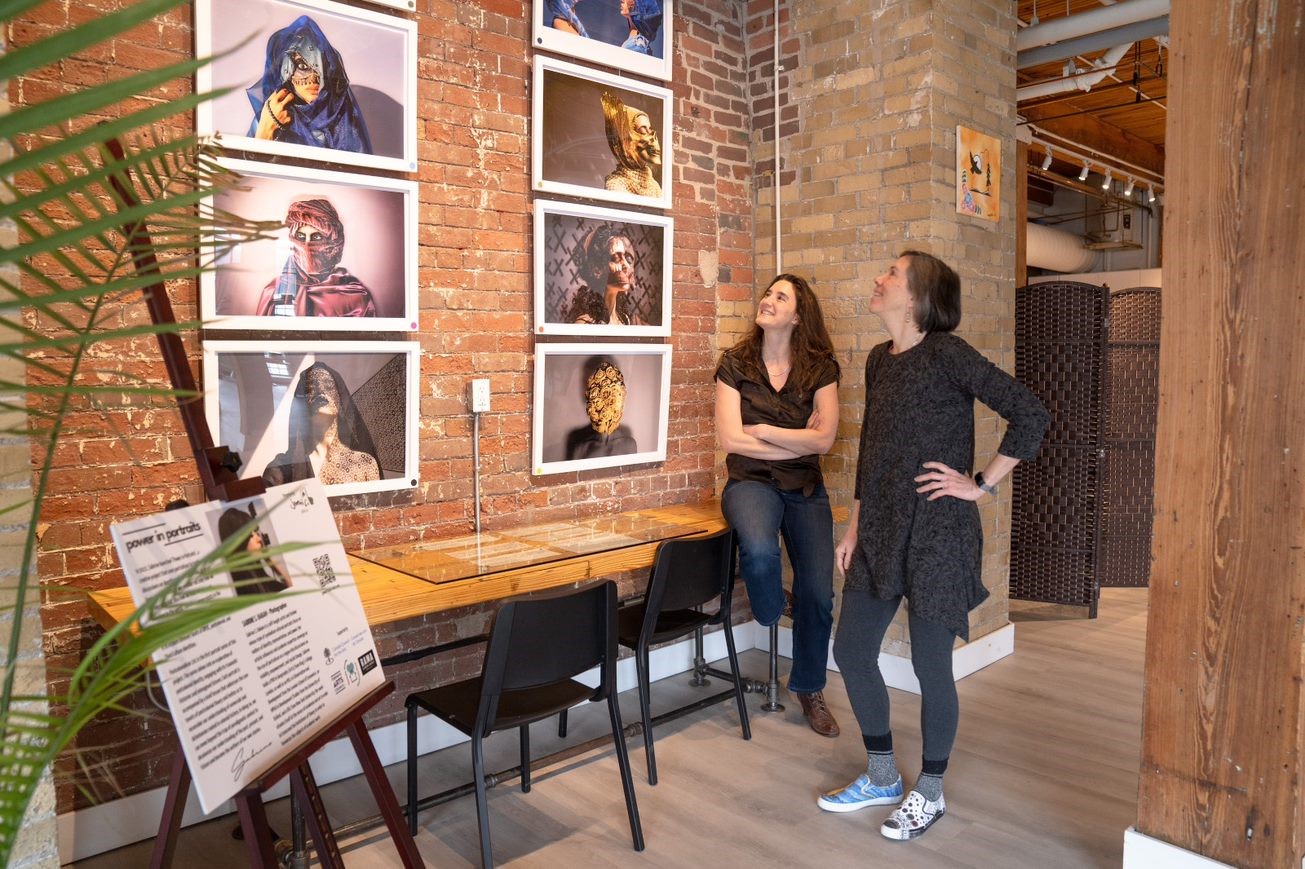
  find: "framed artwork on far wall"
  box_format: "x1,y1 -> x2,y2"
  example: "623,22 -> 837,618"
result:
204,341 -> 420,498
196,0 -> 417,172
532,342 -> 671,476
532,55 -> 673,210
534,200 -> 672,337
532,0 -> 672,82
202,158 -> 417,332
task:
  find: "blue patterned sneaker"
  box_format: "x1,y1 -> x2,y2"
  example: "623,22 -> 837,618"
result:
880,789 -> 946,840
816,773 -> 904,813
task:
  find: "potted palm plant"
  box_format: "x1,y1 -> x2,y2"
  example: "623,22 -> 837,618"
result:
0,1 -> 283,862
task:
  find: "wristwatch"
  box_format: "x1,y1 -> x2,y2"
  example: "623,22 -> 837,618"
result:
974,472 -> 997,496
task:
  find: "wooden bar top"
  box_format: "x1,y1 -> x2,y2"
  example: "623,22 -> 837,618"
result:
86,501 -> 726,633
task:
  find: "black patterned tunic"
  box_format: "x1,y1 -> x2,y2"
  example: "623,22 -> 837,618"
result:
845,332 -> 1049,640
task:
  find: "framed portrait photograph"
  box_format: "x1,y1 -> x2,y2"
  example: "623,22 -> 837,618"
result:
534,200 -> 672,337
532,342 -> 671,476
201,158 -> 417,332
204,340 -> 420,498
196,0 -> 418,173
532,56 -> 673,210
532,0 -> 672,82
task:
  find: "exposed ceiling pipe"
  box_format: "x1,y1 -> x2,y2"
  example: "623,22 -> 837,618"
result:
1016,0 -> 1168,51
1017,42 -> 1132,101
1018,18 -> 1168,68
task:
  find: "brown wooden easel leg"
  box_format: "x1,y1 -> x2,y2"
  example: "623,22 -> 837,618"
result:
291,764 -> 344,868
347,719 -> 424,868
148,741 -> 191,869
233,792 -> 279,868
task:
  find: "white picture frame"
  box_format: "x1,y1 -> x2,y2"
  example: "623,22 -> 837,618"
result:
204,340 -> 420,498
533,200 -> 672,337
202,158 -> 418,332
532,0 -> 672,82
532,342 -> 671,476
196,0 -> 418,173
532,55 -> 673,210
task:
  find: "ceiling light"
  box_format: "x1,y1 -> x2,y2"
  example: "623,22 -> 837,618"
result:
1078,162 -> 1091,181
1147,185 -> 1156,204
1040,149 -> 1053,171
1123,178 -> 1135,197
1101,170 -> 1112,190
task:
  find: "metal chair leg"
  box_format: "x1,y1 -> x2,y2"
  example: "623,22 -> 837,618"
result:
406,704 -> 419,836
760,622 -> 784,712
722,620 -> 752,740
519,724 -> 531,793
471,735 -> 493,868
689,626 -> 709,686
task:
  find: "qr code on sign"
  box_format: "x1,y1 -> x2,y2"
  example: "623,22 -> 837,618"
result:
313,553 -> 337,590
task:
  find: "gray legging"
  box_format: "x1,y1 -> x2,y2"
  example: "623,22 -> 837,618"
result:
833,591 -> 958,764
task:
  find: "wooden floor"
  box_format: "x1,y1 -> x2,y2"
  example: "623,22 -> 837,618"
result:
72,588 -> 1148,868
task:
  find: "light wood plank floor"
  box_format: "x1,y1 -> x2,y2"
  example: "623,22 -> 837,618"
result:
72,588 -> 1147,868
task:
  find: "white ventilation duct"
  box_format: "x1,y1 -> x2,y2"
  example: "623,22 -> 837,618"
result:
1027,222 -> 1100,273
1017,42 -> 1132,101
1016,0 -> 1168,51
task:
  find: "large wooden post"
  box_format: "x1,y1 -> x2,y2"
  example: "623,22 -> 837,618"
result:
1137,1 -> 1305,866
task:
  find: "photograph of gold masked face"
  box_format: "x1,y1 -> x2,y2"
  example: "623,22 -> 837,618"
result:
534,56 -> 672,209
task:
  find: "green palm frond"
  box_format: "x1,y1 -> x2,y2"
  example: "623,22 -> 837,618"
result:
0,0 -> 286,862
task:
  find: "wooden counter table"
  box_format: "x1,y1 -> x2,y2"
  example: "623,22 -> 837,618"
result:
86,501 -> 725,633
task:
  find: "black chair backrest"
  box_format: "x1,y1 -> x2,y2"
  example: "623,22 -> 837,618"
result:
481,580 -> 617,700
644,528 -> 736,624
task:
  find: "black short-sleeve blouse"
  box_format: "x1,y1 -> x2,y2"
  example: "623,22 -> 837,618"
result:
715,350 -> 839,495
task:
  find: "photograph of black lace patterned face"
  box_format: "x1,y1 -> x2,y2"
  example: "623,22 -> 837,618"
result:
532,55 -> 673,210
532,0 -> 672,82
204,341 -> 420,498
534,200 -> 672,337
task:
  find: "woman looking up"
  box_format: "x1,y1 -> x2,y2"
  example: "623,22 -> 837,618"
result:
715,274 -> 841,737
819,251 -> 1048,841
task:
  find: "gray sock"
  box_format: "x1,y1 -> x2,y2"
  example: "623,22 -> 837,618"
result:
915,771 -> 944,801
867,751 -> 899,787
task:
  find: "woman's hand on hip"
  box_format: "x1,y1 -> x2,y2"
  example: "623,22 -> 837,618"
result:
915,461 -> 983,501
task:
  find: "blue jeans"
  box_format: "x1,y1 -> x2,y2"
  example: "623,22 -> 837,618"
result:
722,479 -> 834,693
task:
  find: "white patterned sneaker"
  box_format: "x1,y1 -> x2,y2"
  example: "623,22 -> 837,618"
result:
816,773 -> 903,813
880,789 -> 945,840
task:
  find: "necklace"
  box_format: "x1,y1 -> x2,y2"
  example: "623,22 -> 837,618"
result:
892,331 -> 926,354
765,362 -> 791,378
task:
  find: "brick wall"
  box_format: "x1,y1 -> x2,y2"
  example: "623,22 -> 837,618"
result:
9,0 -> 751,811
739,0 -> 1018,653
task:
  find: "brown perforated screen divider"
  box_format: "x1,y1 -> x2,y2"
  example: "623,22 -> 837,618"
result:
1012,281 -> 1109,613
1100,287 -> 1161,587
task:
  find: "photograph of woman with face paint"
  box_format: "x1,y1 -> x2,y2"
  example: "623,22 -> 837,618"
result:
533,56 -> 673,209
206,342 -> 421,497
532,343 -> 671,475
203,158 -> 417,331
197,0 -> 416,172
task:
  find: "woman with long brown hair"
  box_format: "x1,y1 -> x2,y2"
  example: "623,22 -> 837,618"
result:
714,274 -> 841,737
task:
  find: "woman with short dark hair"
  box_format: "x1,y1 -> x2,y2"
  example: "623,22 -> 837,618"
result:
819,251 -> 1049,840
715,273 -> 842,737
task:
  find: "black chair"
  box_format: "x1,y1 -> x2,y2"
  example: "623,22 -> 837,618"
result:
617,528 -> 751,785
405,580 -> 643,867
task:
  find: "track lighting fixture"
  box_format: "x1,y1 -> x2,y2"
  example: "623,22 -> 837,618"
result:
1147,185 -> 1156,204
1078,162 -> 1090,181
1101,170 -> 1112,190
1040,149 -> 1053,171
1123,178 -> 1135,197
1024,129 -> 1164,205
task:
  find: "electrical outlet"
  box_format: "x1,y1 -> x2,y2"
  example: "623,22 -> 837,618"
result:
470,378 -> 491,413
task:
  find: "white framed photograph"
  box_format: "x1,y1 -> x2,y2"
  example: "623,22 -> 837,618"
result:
196,0 -> 418,172
203,159 -> 417,332
532,342 -> 671,476
534,200 -> 672,337
532,56 -> 673,210
204,340 -> 420,498
532,0 -> 672,82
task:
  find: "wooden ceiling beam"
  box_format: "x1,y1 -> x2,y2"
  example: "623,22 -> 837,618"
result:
1021,104 -> 1166,175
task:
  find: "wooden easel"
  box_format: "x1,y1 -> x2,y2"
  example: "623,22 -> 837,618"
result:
104,139 -> 422,867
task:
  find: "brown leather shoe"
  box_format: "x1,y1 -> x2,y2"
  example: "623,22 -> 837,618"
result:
797,690 -> 840,737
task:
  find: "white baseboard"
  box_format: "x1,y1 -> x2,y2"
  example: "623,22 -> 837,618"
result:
57,619 -> 1014,862
1123,827 -> 1235,868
